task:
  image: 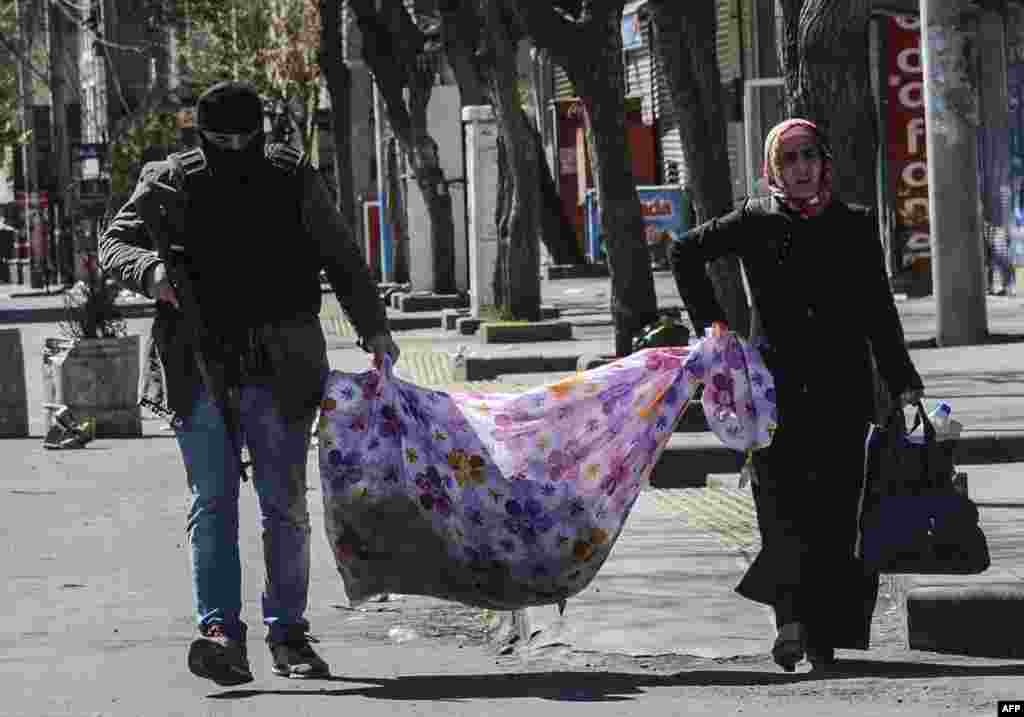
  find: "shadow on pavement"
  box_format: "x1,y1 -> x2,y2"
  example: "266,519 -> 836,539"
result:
206,660 -> 1024,702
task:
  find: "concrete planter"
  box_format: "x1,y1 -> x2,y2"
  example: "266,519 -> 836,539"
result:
0,328 -> 29,437
42,335 -> 142,438
480,321 -> 573,344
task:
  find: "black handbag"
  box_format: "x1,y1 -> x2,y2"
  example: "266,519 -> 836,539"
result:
857,401 -> 990,575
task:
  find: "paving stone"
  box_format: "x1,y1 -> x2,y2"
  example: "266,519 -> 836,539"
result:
462,354 -> 580,381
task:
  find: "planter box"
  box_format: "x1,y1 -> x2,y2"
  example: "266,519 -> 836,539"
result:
480,320 -> 572,344
0,329 -> 28,437
42,335 -> 142,438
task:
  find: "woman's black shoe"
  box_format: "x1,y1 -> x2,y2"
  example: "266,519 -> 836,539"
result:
806,646 -> 837,670
771,622 -> 806,673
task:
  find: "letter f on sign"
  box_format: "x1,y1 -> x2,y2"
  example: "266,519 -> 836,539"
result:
907,117 -> 925,157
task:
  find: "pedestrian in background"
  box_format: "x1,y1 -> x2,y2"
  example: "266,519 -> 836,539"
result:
100,80 -> 399,686
669,118 -> 924,672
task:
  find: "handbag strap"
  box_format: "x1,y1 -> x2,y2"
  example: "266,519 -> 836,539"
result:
888,400 -> 942,491
906,400 -> 937,443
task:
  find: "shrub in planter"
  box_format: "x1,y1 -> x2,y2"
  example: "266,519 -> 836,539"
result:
42,264 -> 142,438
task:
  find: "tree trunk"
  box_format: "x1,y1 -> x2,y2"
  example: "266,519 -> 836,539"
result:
782,0 -> 877,206
493,133 -> 512,313
319,0 -> 358,240
484,0 -> 542,321
441,0 -> 583,269
779,0 -> 888,419
517,1 -> 658,356
778,0 -> 802,110
386,137 -> 411,283
350,0 -> 456,293
648,0 -> 750,338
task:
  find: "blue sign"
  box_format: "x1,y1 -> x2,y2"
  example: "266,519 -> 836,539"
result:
585,186 -> 689,266
622,11 -> 643,51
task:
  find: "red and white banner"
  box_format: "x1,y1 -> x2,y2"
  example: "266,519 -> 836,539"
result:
886,15 -> 930,267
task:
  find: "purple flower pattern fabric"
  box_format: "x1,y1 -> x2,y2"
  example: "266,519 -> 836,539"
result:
318,333 -> 776,610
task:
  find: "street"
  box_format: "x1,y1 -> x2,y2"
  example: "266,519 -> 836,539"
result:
4,435 -> 1024,717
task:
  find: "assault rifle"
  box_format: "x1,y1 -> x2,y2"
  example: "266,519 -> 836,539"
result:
137,172 -> 250,481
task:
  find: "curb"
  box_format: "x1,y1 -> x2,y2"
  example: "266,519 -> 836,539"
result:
458,354 -> 581,381
901,581 -> 1024,658
389,315 -> 444,331
0,302 -> 157,325
650,435 -> 744,488
949,431 -> 1024,464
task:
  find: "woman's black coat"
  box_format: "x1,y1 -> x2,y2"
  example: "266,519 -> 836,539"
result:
670,196 -> 923,650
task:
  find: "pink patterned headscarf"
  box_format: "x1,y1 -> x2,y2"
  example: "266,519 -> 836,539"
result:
763,118 -> 833,218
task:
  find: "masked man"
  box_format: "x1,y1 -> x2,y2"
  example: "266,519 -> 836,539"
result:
100,80 -> 399,685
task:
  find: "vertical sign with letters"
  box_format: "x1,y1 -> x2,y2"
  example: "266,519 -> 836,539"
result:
886,15 -> 930,270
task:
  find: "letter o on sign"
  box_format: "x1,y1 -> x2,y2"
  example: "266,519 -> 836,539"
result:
897,47 -> 922,75
899,82 -> 924,110
902,161 -> 928,188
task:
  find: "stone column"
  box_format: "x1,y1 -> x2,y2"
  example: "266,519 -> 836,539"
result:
405,175 -> 434,292
463,106 -> 500,318
349,61 -> 376,266
921,0 -> 988,345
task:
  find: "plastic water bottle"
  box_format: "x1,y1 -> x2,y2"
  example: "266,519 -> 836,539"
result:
928,402 -> 961,441
929,402 -> 952,434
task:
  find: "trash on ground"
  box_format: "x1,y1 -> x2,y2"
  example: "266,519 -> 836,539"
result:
42,404 -> 95,450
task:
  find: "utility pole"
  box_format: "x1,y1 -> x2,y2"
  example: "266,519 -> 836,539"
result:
920,0 -> 988,345
49,0 -> 71,289
13,0 -> 39,287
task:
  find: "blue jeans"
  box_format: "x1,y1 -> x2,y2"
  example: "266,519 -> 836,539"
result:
175,384 -> 315,643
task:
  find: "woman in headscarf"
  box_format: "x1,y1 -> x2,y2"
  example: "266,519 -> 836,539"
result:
669,119 -> 924,671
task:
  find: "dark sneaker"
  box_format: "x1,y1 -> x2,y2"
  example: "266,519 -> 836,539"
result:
187,623 -> 254,686
268,628 -> 330,678
806,645 -> 838,670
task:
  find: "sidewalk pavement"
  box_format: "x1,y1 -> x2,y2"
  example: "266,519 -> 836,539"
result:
7,275 -> 1024,475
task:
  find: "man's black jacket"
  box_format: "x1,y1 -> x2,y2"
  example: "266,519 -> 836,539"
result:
99,144 -> 389,424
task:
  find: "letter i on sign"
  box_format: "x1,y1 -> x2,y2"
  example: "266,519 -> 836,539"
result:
999,701 -> 1024,713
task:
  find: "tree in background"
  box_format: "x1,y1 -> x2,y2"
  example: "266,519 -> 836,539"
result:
0,0 -> 27,172
439,0 -> 583,271
778,0 -> 876,206
647,0 -> 750,338
108,112 -> 178,198
179,0 -> 320,148
478,0 -> 542,320
348,0 -> 457,294
779,0 -> 890,418
317,1 -> 356,235
516,0 -> 658,356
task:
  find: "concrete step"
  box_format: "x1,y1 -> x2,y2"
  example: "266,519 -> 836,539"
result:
546,263 -> 609,280
650,434 -> 744,488
394,292 -> 469,312
904,581 -> 1024,658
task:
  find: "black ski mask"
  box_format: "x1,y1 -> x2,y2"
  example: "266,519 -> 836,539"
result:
195,81 -> 266,181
